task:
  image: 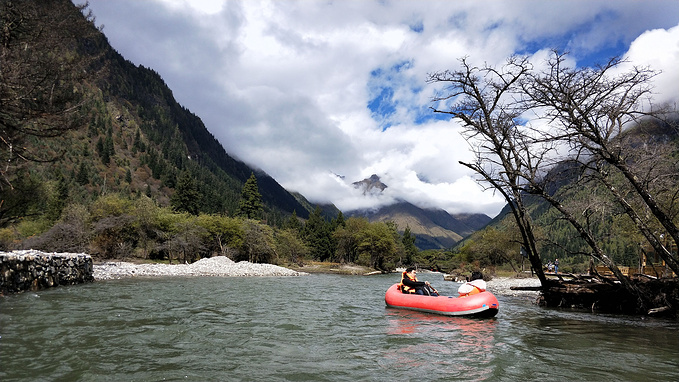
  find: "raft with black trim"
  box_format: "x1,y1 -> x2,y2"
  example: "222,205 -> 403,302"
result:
384,284 -> 499,318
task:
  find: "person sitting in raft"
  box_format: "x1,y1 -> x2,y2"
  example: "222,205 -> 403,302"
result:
458,271 -> 487,297
399,267 -> 438,296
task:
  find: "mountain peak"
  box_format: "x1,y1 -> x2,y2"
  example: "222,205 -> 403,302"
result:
352,174 -> 387,195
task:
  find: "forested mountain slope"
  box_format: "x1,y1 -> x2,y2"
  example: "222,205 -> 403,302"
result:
0,0 -> 309,227
0,1 -> 490,267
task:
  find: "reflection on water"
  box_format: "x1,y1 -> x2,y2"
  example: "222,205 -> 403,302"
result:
384,310 -> 498,381
1,274 -> 678,382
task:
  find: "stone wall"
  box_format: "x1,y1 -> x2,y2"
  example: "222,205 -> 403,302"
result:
0,250 -> 94,295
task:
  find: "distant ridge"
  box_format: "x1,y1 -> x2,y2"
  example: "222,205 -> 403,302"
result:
346,175 -> 491,250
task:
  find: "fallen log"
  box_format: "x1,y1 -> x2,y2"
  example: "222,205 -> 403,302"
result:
648,306 -> 671,315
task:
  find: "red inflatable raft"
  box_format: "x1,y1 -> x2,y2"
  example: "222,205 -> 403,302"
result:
384,284 -> 499,318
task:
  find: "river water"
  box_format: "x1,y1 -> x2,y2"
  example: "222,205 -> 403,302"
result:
1,273 -> 678,381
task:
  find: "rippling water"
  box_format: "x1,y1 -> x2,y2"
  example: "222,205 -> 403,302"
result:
2,273 -> 678,381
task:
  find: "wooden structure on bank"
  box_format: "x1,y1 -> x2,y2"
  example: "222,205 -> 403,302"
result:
637,240 -> 677,278
591,240 -> 677,279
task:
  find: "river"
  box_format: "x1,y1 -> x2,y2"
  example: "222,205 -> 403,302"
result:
1,273 -> 678,381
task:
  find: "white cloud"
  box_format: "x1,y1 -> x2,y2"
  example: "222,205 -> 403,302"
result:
624,24 -> 679,107
160,0 -> 226,14
84,0 -> 679,218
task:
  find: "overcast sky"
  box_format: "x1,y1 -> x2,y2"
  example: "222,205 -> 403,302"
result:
83,0 -> 679,218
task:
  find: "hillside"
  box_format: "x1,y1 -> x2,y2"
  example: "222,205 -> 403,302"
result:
348,202 -> 491,250
1,1 -> 490,262
92,23 -> 311,219
0,0 -> 309,227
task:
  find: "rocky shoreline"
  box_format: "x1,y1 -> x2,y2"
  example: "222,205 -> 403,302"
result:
1,250 -> 94,294
94,258 -> 542,297
485,276 -> 542,297
94,256 -> 307,279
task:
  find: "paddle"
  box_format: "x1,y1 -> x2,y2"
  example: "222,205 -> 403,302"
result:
426,284 -> 440,296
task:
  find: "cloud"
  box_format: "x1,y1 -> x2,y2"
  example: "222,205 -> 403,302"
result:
624,24 -> 679,107
85,0 -> 679,218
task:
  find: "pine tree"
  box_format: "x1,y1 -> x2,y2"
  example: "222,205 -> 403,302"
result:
236,173 -> 263,219
96,129 -> 115,165
303,206 -> 333,261
132,129 -> 142,153
331,211 -> 346,230
104,133 -> 115,163
170,171 -> 200,215
96,137 -> 106,163
402,225 -> 418,264
285,210 -> 303,232
46,171 -> 69,221
76,162 -> 89,185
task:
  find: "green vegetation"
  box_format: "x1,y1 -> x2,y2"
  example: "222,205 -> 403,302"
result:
0,192 -> 423,272
236,173 -> 264,220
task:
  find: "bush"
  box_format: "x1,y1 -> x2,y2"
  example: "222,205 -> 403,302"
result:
0,227 -> 18,250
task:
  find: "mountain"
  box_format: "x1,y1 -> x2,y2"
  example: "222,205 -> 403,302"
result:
352,174 -> 388,195
0,0 -> 310,225
346,175 -> 491,250
97,39 -> 311,219
349,201 -> 491,250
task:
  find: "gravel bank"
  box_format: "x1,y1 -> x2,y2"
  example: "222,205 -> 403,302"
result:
95,260 -> 542,297
94,256 -> 306,280
486,276 -> 542,297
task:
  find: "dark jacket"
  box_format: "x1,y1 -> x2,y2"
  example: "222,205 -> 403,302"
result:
400,271 -> 426,293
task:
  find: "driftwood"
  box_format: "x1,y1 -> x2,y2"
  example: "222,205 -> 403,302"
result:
534,277 -> 679,317
648,306 -> 671,315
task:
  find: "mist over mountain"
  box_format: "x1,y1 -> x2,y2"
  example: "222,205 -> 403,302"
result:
346,175 -> 491,250
352,174 -> 388,195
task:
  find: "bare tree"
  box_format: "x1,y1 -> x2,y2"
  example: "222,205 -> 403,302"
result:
521,162 -> 643,296
427,56 -> 549,285
427,55 -> 658,297
429,51 -> 678,312
524,52 -> 679,277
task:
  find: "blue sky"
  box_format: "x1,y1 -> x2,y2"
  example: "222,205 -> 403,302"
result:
84,0 -> 679,217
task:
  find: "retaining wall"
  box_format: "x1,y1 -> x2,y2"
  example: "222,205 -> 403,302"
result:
0,250 -> 94,295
